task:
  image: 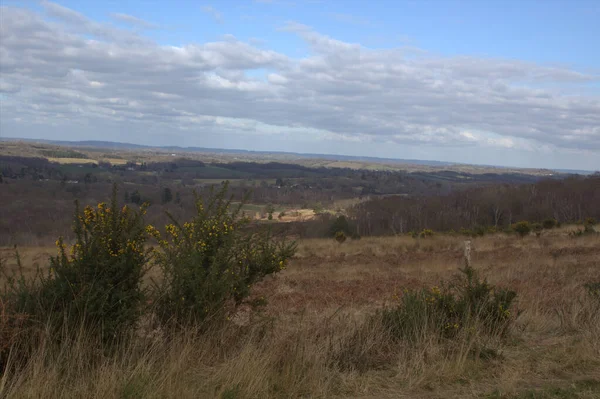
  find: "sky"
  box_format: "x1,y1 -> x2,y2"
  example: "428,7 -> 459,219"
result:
1,0 -> 599,170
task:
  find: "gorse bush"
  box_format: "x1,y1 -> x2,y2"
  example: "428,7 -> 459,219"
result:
419,229 -> 434,238
3,185 -> 150,342
334,230 -> 347,244
151,183 -> 296,327
512,221 -> 531,237
379,266 -> 517,344
408,229 -> 435,239
329,215 -> 350,237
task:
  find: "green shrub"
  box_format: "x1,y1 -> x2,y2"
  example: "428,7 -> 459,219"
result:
511,221 -> 531,237
264,203 -> 275,220
459,228 -> 473,237
329,215 -> 350,237
585,217 -> 597,226
542,218 -> 557,229
584,218 -> 597,234
472,225 -> 486,237
419,229 -> 434,238
152,183 -> 296,327
486,226 -> 498,234
312,203 -> 324,215
3,186 -> 150,341
129,190 -> 143,205
334,231 -> 347,244
532,222 -> 543,237
379,266 -> 516,343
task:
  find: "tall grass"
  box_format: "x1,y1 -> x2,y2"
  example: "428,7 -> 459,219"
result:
0,301 -> 525,399
2,229 -> 599,398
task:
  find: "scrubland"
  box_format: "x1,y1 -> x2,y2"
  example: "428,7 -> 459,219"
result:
1,229 -> 599,398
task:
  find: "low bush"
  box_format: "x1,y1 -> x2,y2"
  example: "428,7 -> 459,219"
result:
532,222 -> 543,237
329,215 -> 351,237
459,228 -> 473,237
334,231 -> 347,244
486,226 -> 498,234
378,266 -> 517,344
512,221 -> 531,237
472,225 -> 486,237
419,229 -> 434,238
542,218 -> 557,229
585,217 -> 597,226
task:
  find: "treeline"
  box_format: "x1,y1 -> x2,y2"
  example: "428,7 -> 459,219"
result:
0,156 -> 61,181
2,155 -> 549,202
38,149 -> 88,159
348,175 -> 600,236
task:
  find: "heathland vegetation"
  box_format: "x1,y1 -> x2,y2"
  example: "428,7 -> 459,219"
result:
0,141 -> 599,398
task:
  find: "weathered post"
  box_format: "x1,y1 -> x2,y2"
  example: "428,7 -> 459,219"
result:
464,240 -> 472,268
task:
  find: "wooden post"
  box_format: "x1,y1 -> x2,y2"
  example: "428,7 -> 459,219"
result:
464,240 -> 472,268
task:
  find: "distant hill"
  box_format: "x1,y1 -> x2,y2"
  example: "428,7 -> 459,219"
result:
0,137 -> 454,167
1,137 -> 594,175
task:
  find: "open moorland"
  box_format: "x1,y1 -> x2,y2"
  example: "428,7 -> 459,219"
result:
1,231 -> 599,398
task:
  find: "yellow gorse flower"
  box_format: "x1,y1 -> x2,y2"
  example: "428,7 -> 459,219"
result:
145,224 -> 160,238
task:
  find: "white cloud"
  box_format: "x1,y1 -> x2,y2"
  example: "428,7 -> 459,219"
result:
0,5 -> 599,169
110,13 -> 159,30
201,5 -> 223,24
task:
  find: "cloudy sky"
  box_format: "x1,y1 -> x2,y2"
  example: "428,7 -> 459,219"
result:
1,0 -> 599,170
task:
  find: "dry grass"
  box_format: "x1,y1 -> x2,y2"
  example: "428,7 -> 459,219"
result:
1,233 -> 599,398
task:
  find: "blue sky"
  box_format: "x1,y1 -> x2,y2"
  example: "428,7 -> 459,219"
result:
30,0 -> 600,65
1,0 -> 599,170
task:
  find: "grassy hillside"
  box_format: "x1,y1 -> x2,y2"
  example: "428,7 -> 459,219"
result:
1,231 -> 598,398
